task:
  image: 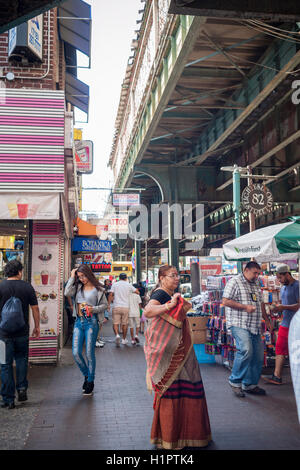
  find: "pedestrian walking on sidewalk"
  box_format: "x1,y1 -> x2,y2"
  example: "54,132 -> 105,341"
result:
64,265 -> 107,396
266,264 -> 299,385
108,273 -> 139,346
0,260 -> 40,409
144,265 -> 211,450
129,285 -> 142,345
222,261 -> 273,398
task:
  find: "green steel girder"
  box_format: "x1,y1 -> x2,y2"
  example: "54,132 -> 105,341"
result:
117,14 -> 204,189
118,20 -> 299,190
134,164 -> 233,204
0,0 -> 67,34
169,0 -> 300,21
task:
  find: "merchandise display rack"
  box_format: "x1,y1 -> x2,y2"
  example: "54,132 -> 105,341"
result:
203,275 -> 236,369
191,273 -> 289,369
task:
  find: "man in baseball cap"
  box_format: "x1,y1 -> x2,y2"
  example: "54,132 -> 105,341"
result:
266,264 -> 299,385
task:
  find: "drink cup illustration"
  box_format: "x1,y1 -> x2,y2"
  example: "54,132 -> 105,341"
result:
49,272 -> 57,285
41,270 -> 49,285
16,198 -> 29,219
28,203 -> 39,219
7,203 -> 18,218
33,272 -> 41,285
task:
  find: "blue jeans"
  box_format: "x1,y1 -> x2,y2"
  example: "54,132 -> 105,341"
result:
229,326 -> 264,390
1,335 -> 29,404
72,316 -> 99,382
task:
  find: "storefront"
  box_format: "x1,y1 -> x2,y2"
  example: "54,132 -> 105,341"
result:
0,197 -> 64,364
0,221 -> 30,282
72,237 -> 112,280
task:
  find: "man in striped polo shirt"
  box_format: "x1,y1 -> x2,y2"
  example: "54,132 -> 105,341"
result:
222,261 -> 272,398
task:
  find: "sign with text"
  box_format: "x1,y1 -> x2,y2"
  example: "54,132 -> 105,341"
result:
0,193 -> 59,220
108,214 -> 129,234
27,15 -> 43,60
72,238 -> 112,253
242,184 -> 273,216
75,140 -> 93,174
112,193 -> 140,207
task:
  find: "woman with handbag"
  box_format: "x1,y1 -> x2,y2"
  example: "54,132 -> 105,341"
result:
144,265 -> 211,450
64,264 -> 107,396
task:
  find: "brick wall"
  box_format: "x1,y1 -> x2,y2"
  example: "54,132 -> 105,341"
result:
0,8 -> 65,91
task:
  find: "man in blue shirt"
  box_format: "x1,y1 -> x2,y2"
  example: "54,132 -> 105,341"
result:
267,264 -> 299,385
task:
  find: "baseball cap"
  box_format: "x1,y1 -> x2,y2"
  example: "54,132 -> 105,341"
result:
276,264 -> 291,274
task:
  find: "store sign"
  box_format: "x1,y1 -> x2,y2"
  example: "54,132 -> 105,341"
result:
0,194 -> 59,220
90,262 -> 111,272
112,193 -> 140,207
75,140 -> 93,174
81,253 -> 112,272
72,238 -> 112,253
27,15 -> 43,60
108,214 -> 129,234
242,184 -> 273,216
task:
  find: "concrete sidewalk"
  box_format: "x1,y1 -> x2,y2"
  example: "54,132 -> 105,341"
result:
1,318 -> 300,450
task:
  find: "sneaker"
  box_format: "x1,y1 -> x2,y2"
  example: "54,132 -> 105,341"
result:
122,339 -> 128,345
131,339 -> 136,345
1,402 -> 15,409
135,335 -> 140,344
17,389 -> 28,402
82,376 -> 88,392
115,335 -> 120,346
83,381 -> 94,396
96,340 -> 105,348
244,386 -> 266,395
266,374 -> 282,385
229,384 -> 245,398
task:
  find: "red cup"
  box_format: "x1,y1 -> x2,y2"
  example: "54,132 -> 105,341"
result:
17,203 -> 28,219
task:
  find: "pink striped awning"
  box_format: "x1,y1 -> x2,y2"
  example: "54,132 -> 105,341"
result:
0,89 -> 65,192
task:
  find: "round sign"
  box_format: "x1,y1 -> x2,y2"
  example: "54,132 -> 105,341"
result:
241,183 -> 273,216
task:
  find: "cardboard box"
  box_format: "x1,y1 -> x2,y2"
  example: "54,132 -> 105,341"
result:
191,329 -> 207,344
188,316 -> 208,330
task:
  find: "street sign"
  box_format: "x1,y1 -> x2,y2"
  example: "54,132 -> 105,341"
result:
241,184 -> 273,216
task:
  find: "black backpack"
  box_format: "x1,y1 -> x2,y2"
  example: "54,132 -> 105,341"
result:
0,287 -> 25,334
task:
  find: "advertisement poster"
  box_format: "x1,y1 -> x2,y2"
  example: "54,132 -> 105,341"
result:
30,237 -> 60,337
0,193 -> 59,220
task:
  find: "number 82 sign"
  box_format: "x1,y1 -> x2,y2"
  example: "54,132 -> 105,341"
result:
242,184 -> 273,216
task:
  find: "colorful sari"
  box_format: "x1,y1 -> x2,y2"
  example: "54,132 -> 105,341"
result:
144,296 -> 212,449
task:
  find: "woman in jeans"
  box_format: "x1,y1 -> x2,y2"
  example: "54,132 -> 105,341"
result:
64,265 -> 107,395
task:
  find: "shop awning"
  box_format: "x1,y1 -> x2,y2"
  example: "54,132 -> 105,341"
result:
65,72 -> 89,114
75,217 -> 97,236
58,0 -> 91,58
0,0 -> 67,34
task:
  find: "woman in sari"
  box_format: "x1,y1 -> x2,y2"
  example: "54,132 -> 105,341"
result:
144,265 -> 211,450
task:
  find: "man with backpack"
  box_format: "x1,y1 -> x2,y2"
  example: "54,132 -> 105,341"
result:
0,260 -> 40,409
